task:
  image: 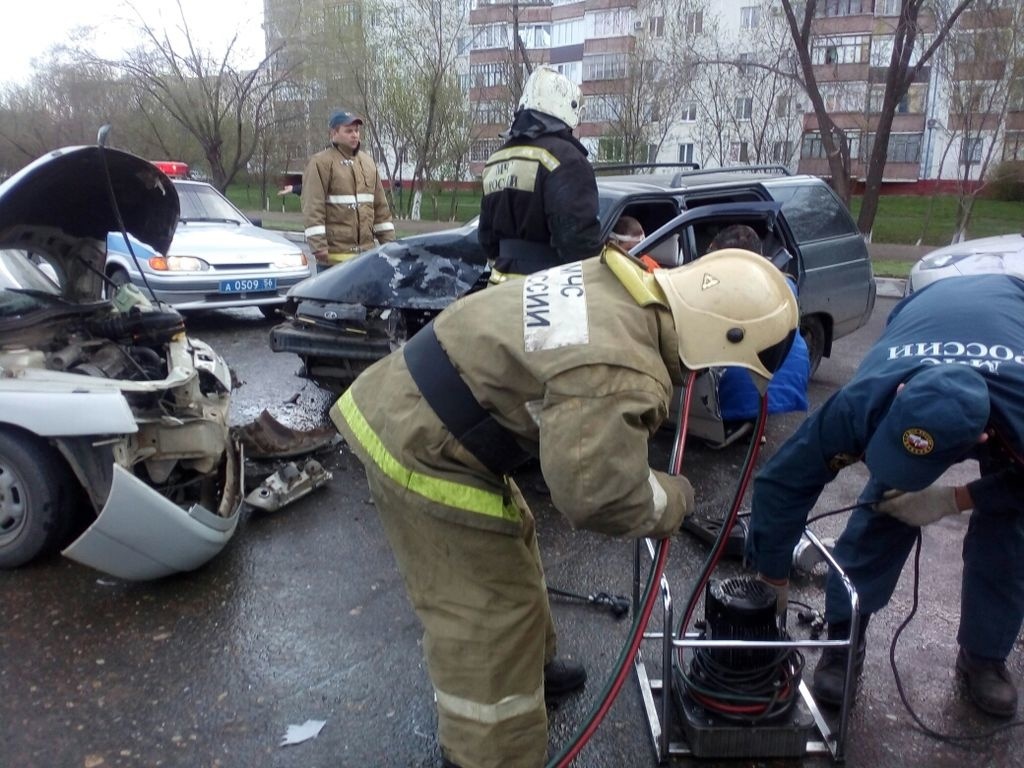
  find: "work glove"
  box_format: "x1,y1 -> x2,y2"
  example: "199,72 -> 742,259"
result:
875,485 -> 961,527
757,574 -> 789,619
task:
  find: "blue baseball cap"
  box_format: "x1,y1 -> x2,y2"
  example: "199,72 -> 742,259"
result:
864,365 -> 990,491
328,109 -> 363,129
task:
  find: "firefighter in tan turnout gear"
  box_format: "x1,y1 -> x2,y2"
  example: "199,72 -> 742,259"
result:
302,109 -> 395,270
331,247 -> 799,768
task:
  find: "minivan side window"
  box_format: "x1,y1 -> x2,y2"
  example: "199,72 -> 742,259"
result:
769,183 -> 858,242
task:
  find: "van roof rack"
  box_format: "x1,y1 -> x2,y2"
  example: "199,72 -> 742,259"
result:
592,162 -> 701,174
669,164 -> 793,184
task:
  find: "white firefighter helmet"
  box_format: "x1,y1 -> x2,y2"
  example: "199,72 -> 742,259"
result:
518,65 -> 584,129
651,249 -> 799,383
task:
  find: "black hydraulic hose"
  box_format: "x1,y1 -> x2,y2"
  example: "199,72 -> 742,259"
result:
674,394 -> 770,661
545,372 -> 698,768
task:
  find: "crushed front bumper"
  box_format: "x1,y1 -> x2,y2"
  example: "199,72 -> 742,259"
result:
62,453 -> 243,581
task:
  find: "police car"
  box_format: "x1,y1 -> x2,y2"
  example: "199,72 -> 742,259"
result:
105,162 -> 313,318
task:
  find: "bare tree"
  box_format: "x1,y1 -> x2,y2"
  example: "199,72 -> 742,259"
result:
682,1 -> 803,170
596,3 -> 698,165
93,0 -> 297,190
349,0 -> 473,219
780,0 -> 973,234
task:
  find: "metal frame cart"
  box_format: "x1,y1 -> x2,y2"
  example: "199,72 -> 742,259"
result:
632,529 -> 861,762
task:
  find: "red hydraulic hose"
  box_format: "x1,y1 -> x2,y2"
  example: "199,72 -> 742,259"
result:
546,373 -> 698,768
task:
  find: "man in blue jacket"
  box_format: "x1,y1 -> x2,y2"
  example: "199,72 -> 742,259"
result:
746,274 -> 1024,717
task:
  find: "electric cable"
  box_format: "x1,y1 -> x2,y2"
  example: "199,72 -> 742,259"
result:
791,499 -> 1024,744
887,531 -> 1024,742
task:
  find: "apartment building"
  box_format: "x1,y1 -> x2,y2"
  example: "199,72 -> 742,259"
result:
263,0 -> 1022,186
464,0 -> 1023,186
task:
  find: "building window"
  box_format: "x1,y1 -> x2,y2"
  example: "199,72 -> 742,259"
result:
737,52 -> 754,75
518,24 -> 551,49
740,6 -> 761,29
734,97 -> 753,120
960,137 -> 984,166
776,94 -> 791,117
868,84 -> 925,114
812,35 -> 870,65
819,0 -> 866,17
772,141 -> 793,163
865,132 -> 922,163
470,62 -> 505,88
471,138 -> 504,163
554,61 -> 582,83
801,131 -> 861,159
474,23 -> 509,50
730,141 -> 750,162
584,53 -> 628,81
476,100 -> 509,124
684,11 -> 703,35
588,8 -> 632,38
649,16 -> 665,37
598,137 -> 625,161
1003,131 -> 1024,161
587,94 -> 623,122
682,101 -> 698,121
874,0 -> 900,15
679,143 -> 695,163
553,18 -> 584,47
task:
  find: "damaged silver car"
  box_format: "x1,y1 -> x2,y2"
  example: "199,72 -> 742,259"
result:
0,145 -> 242,580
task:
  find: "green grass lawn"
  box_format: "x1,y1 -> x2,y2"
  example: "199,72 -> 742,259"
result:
871,259 -> 913,279
227,180 -> 1022,261
849,195 -> 1024,246
226,183 -> 482,222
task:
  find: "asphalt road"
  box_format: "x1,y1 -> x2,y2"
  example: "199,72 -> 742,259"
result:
3,298 -> 1023,768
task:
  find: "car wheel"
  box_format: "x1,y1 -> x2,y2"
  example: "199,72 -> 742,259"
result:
0,428 -> 76,569
800,316 -> 826,378
109,267 -> 130,287
258,305 -> 280,321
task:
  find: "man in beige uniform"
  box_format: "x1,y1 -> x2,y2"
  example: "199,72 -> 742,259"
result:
302,108 -> 395,270
332,246 -> 798,768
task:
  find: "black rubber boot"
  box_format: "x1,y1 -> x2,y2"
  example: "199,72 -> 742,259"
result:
544,657 -> 587,698
811,617 -> 869,708
956,648 -> 1019,718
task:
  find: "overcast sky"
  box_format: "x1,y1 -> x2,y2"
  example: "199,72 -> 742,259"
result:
2,0 -> 265,86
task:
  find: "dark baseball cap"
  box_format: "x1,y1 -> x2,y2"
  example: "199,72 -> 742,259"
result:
328,109 -> 363,129
864,365 -> 990,492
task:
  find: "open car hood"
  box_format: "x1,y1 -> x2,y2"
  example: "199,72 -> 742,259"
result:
0,145 -> 179,255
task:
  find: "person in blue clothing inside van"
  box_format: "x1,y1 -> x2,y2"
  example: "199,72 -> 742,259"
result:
746,273 -> 1024,718
709,225 -> 810,446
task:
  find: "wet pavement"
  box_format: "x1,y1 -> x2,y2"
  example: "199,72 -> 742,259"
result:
3,299 -> 1024,768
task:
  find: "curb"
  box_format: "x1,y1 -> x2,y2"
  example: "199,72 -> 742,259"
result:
875,277 -> 907,298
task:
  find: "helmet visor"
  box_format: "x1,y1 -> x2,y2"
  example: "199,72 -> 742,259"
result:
757,327 -> 797,378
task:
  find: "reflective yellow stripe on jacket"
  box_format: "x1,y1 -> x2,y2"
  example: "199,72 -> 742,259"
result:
336,390 -> 519,522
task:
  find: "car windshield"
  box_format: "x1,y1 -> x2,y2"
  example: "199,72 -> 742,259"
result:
175,183 -> 246,224
0,248 -> 63,317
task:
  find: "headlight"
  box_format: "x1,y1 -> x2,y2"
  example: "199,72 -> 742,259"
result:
919,252 -> 970,270
273,252 -> 308,269
148,255 -> 210,272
